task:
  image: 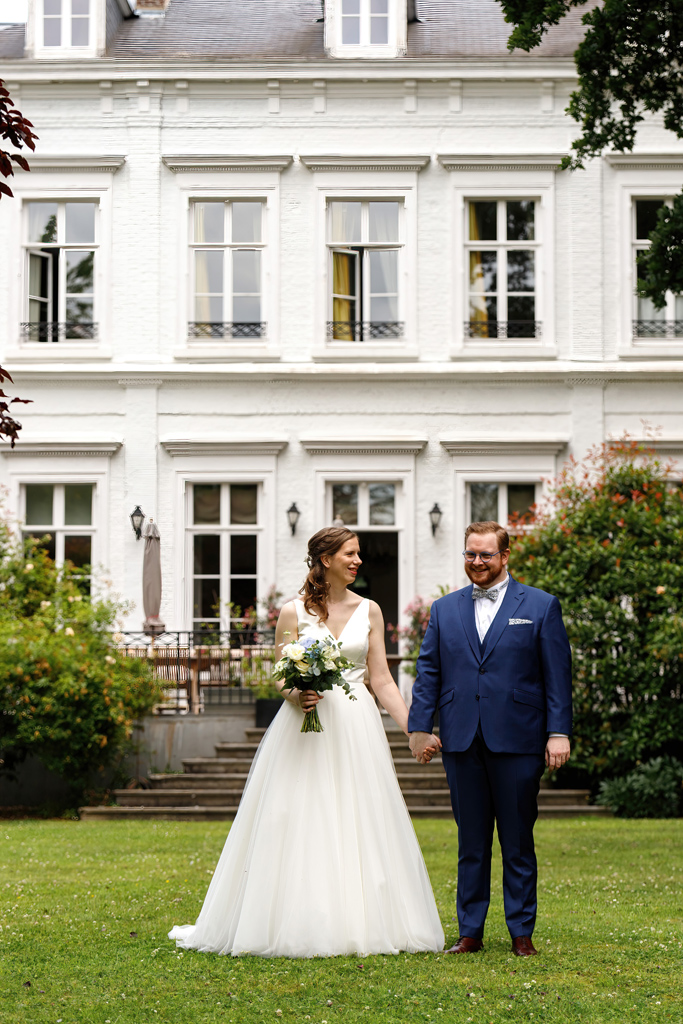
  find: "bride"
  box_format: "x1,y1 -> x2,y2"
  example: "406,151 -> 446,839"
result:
169,526 -> 444,957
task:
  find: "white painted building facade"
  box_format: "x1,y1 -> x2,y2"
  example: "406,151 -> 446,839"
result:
1,0 -> 682,641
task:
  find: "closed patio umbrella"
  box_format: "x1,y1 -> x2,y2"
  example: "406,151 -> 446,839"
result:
142,518 -> 165,635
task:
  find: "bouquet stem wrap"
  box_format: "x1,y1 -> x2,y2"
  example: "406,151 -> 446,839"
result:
273,635 -> 356,733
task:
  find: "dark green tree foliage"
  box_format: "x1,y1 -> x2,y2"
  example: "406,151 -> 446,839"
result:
511,441 -> 683,784
635,195 -> 683,309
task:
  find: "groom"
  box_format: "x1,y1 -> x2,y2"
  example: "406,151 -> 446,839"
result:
408,521 -> 572,956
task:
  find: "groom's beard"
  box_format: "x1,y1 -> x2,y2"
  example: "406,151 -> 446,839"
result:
465,562 -> 503,589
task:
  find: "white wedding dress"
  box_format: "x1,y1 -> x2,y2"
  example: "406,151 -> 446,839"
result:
169,598 -> 444,957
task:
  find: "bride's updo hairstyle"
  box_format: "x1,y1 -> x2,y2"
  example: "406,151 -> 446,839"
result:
300,526 -> 358,621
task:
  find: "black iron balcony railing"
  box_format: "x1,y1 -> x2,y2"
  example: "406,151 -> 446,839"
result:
188,322 -> 266,339
327,321 -> 404,342
633,320 -> 683,338
21,322 -> 98,342
465,320 -> 542,340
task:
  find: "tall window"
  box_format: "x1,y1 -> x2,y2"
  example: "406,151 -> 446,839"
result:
189,201 -> 265,340
189,483 -> 260,630
466,200 -> 539,340
22,483 -> 94,586
327,200 -> 403,342
341,0 -> 389,45
469,482 -> 538,527
23,201 -> 97,342
633,199 -> 683,338
43,0 -> 90,48
330,482 -> 397,527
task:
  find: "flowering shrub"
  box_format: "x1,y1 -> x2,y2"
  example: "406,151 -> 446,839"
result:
0,532 -> 161,803
388,587 -> 449,676
511,439 -> 683,786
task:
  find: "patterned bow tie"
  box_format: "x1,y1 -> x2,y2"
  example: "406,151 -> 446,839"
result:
472,586 -> 498,601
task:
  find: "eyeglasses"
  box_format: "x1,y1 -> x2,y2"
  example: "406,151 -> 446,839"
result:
462,550 -> 505,563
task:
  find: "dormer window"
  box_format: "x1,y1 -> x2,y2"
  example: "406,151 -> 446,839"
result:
43,0 -> 90,48
326,0 -> 406,58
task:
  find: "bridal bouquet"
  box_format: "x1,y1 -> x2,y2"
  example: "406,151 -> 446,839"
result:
273,634 -> 355,733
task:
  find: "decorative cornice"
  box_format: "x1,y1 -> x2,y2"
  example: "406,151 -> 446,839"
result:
2,439 -> 122,457
628,437 -> 683,455
160,437 -> 288,456
117,378 -> 163,387
437,153 -> 564,172
17,155 -> 126,173
162,154 -> 293,173
440,438 -> 569,456
300,155 -> 430,173
605,153 -> 683,170
300,437 -> 428,455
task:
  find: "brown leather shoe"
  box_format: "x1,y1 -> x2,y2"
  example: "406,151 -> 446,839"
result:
512,936 -> 538,956
445,936 -> 484,954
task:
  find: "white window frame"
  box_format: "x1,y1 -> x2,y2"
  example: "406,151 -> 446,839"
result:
326,478 -> 403,530
22,198 -> 100,343
464,198 -> 540,342
449,175 -> 556,360
631,196 -> 681,338
325,0 -> 406,59
171,182 -> 280,361
19,479 -> 98,574
315,184 -> 417,359
184,479 -> 265,631
188,199 -> 266,343
466,480 -> 541,533
33,0 -> 99,58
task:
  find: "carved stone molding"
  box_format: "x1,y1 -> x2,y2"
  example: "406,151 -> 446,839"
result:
437,154 -> 564,172
440,438 -> 569,456
3,440 -> 123,457
300,155 -> 430,173
161,437 -> 288,456
300,437 -> 428,455
18,155 -> 126,173
117,378 -> 163,387
605,153 -> 683,170
162,155 -> 293,173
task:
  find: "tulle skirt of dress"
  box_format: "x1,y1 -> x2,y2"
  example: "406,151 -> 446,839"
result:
168,685 -> 444,958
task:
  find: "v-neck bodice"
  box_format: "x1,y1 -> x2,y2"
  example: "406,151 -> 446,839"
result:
294,598 -> 370,692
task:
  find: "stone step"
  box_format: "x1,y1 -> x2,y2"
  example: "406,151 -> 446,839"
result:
538,789 -> 590,807
113,789 -> 241,807
399,789 -> 453,807
214,742 -> 261,757
182,757 -> 253,774
148,773 -> 250,790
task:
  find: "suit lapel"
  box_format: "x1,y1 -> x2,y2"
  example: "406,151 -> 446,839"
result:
480,576 -> 525,666
457,586 -> 482,663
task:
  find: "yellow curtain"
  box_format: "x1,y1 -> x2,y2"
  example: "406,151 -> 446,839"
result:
468,206 -> 486,326
332,252 -> 354,340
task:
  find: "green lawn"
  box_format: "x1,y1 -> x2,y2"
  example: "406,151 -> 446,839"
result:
0,819 -> 680,1024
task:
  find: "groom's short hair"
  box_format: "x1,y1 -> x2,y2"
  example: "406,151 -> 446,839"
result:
465,521 -> 510,551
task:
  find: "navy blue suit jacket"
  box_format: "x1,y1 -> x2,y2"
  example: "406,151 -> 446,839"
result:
408,577 -> 573,754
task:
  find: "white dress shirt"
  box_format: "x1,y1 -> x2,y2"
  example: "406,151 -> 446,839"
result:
473,573 -> 509,643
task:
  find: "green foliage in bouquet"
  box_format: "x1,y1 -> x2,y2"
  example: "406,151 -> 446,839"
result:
0,526 -> 161,803
510,439 -> 683,785
273,635 -> 355,733
597,756 -> 683,819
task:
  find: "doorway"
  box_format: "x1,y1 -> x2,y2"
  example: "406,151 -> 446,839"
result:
352,530 -> 399,668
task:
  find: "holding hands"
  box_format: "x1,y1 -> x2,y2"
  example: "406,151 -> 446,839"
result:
409,730 -> 442,765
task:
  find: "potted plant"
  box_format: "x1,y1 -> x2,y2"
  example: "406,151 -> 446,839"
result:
240,648 -> 283,727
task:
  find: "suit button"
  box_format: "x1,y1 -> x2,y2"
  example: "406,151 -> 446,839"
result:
479,667 -> 485,674
475,694 -> 480,701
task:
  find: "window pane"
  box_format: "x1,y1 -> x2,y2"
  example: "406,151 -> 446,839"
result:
44,17 -> 61,45
469,295 -> 497,323
231,534 -> 257,575
470,483 -> 499,523
369,483 -> 395,525
232,250 -> 260,293
508,483 -> 536,521
25,484 -> 54,526
28,203 -> 58,244
45,0 -> 61,12
72,0 -> 89,13
675,294 -> 683,320
194,579 -> 220,620
635,200 -> 663,241
65,295 -> 94,324
469,202 -> 497,241
371,0 -> 388,10
66,250 -> 94,293
64,535 -> 91,568
230,579 -> 257,618
369,202 -> 399,243
230,484 -> 257,525
469,251 -> 497,292
194,202 -> 224,244
193,484 -> 221,524
333,250 -> 357,299
635,257 -> 665,320
330,202 -> 361,244
370,294 -> 398,321
71,16 -> 89,45
332,484 -> 358,525
232,202 -> 261,244
194,534 -> 220,575
195,295 -> 223,322
370,16 -> 388,44
507,251 -> 535,292
25,532 -> 56,561
64,483 -> 92,526
232,296 -> 261,322
369,249 -> 398,294
65,203 -> 95,244
507,201 -> 535,241
195,249 -> 223,296
29,253 -> 50,300
342,0 -> 360,10
507,295 -> 535,325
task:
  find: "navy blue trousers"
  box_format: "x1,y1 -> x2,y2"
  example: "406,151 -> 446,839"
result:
442,726 -> 545,940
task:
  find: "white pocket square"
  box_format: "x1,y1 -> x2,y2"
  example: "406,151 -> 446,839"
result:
509,618 -> 533,625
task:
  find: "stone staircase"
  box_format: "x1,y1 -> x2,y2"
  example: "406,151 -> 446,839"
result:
80,726 -> 609,821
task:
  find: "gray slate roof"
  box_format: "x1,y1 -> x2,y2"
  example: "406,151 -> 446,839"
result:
0,0 -> 592,62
